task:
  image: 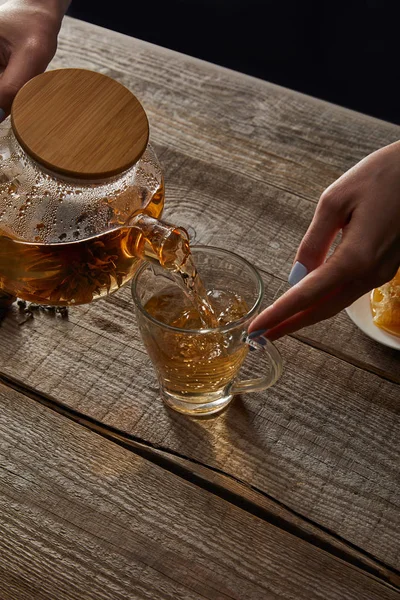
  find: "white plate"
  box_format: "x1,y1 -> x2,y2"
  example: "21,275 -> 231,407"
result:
346,293 -> 400,350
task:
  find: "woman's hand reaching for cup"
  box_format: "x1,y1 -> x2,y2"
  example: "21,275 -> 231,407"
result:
249,140 -> 400,341
0,0 -> 70,120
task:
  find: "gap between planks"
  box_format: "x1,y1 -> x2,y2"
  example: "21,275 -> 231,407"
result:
1,370 -> 398,592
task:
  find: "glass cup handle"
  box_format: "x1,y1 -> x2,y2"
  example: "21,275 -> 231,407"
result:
230,336 -> 283,394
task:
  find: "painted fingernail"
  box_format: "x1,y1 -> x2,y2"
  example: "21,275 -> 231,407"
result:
248,329 -> 268,339
248,330 -> 268,351
288,261 -> 308,286
0,109 -> 5,123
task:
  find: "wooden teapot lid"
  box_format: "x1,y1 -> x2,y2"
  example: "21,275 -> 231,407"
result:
11,69 -> 149,179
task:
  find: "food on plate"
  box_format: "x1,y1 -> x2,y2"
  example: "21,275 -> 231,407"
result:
370,267 -> 400,337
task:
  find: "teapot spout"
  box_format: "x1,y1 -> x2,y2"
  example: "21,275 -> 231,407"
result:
125,213 -> 191,272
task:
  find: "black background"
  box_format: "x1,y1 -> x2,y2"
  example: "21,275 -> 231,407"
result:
68,0 -> 400,125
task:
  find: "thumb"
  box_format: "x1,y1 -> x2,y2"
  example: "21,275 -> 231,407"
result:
288,193 -> 348,286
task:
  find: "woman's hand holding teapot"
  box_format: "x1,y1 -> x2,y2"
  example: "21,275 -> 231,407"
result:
0,0 -> 70,120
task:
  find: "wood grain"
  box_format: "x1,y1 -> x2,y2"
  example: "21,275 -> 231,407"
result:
50,18 -> 400,378
4,368 -> 397,587
1,294 -> 399,572
0,380 -> 398,600
0,12 -> 399,583
12,68 -> 149,179
158,146 -> 400,382
54,17 -> 400,205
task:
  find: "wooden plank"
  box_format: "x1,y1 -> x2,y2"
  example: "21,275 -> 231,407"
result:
0,380 -> 398,600
5,370 -> 396,588
0,11 -> 399,579
55,17 -> 400,206
146,450 -> 400,589
54,17 -> 400,377
1,20 -> 397,386
0,300 -> 398,571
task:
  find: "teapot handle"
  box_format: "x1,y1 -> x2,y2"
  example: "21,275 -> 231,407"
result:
229,335 -> 283,394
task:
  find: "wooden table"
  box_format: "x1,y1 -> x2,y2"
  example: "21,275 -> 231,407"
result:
1,14 -> 399,600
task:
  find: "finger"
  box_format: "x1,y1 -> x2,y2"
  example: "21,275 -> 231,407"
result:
265,280 -> 369,341
288,191 -> 349,286
249,230 -> 361,334
0,43 -> 50,116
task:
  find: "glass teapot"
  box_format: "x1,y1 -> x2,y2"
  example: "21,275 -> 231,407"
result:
0,69 -> 189,307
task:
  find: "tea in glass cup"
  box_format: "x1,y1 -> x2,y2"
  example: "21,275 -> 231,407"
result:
132,246 -> 282,416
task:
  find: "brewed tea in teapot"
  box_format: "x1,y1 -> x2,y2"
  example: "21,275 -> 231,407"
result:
0,68 -> 188,306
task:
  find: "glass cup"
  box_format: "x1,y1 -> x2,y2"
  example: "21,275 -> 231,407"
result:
131,246 -> 283,416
